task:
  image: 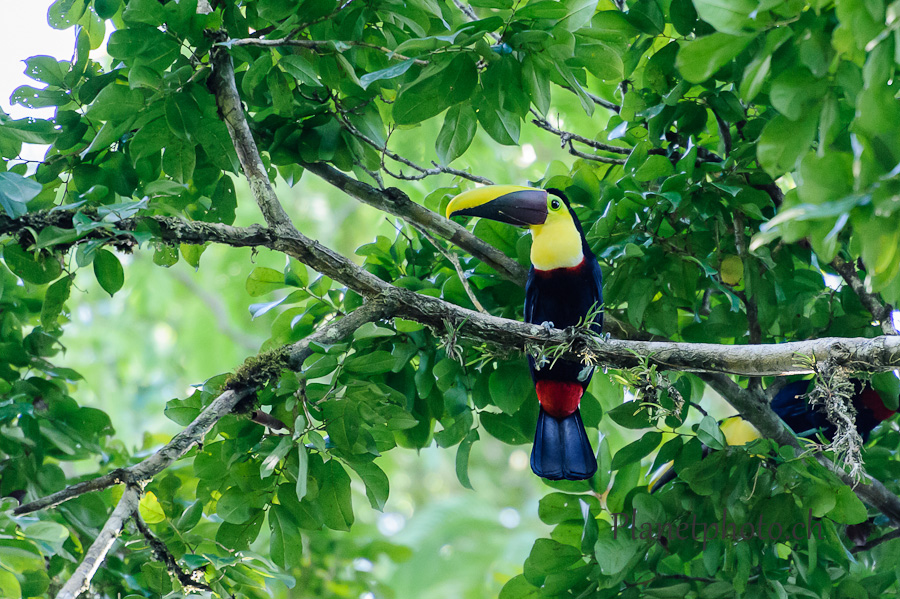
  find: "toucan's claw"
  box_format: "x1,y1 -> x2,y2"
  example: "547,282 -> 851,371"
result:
541,321 -> 555,332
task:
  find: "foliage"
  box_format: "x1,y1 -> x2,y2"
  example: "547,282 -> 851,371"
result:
1,0 -> 900,598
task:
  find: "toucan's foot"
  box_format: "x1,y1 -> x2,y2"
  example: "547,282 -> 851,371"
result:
540,321 -> 555,332
601,332 -> 611,342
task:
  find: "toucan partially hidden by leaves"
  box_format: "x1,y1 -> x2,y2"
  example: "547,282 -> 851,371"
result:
446,186 -> 602,480
651,378 -> 897,491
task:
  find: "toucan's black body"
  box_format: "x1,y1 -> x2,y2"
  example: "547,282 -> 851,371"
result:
771,378 -> 894,443
525,194 -> 603,480
651,377 -> 896,491
446,186 -> 602,481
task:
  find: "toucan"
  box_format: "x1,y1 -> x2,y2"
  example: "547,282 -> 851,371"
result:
651,378 -> 897,491
446,186 -> 602,480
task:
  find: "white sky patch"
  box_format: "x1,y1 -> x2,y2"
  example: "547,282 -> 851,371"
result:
508,449 -> 529,471
353,558 -> 374,572
0,4 -> 76,119
515,143 -> 536,167
822,272 -> 843,291
377,512 -> 405,536
499,507 -> 520,529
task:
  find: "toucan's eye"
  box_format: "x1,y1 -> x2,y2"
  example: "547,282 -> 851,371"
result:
550,199 -> 561,211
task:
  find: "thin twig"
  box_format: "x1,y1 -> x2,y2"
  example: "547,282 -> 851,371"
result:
412,223 -> 488,314
531,110 -> 631,155
850,527 -> 900,553
339,117 -> 492,185
832,255 -> 897,336
133,510 -> 213,593
229,38 -> 429,64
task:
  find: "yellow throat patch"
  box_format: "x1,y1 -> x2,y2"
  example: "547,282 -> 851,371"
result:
529,205 -> 583,271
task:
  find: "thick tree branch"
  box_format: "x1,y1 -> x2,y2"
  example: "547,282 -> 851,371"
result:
832,255 -> 897,336
7,212 -> 900,380
208,39 -> 297,237
54,485 -> 142,599
301,161 -> 528,285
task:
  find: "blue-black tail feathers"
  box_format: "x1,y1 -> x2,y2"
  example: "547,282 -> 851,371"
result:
531,407 -> 598,480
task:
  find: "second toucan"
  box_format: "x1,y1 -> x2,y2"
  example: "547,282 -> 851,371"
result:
446,186 -> 602,480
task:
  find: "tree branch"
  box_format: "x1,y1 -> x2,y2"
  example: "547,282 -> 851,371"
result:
133,510 -> 213,593
702,373 -> 900,525
531,110 -> 631,155
54,485 -> 142,599
208,38 -> 297,237
832,255 -> 897,336
228,38 -> 428,64
337,117 -> 493,184
14,300 -> 389,516
300,161 -> 528,285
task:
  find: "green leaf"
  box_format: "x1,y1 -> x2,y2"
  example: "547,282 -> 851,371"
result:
41,275 -> 72,330
827,486 -> 868,524
696,415 -> 727,450
346,459 -> 390,510
139,491 -> 166,524
4,244 -> 62,284
757,113 -> 818,177
162,137 -> 196,183
436,104 -> 477,165
524,538 -> 583,576
692,0 -> 762,34
611,432 -> 662,470
594,523 -> 640,575
676,33 -> 753,83
176,500 -> 204,532
770,69 -> 827,121
246,266 -> 285,296
476,105 -> 521,145
86,84 -> 145,122
0,172 -> 42,217
633,155 -> 675,181
499,574 -> 541,599
480,412 -> 530,444
489,362 -> 535,414
296,444 -> 309,500
93,250 -> 124,296
456,428 -> 478,489
48,0 -> 88,29
607,401 -> 653,429
360,58 -> 416,89
165,93 -> 202,140
260,436 -> 292,478
319,460 -> 354,531
95,0 -> 122,19
217,486 -> 254,524
24,56 -> 67,86
344,350 -> 401,375
393,54 -> 478,125
269,504 -> 304,569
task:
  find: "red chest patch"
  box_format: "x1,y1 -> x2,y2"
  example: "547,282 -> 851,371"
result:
536,380 -> 584,418
534,258 -> 587,278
